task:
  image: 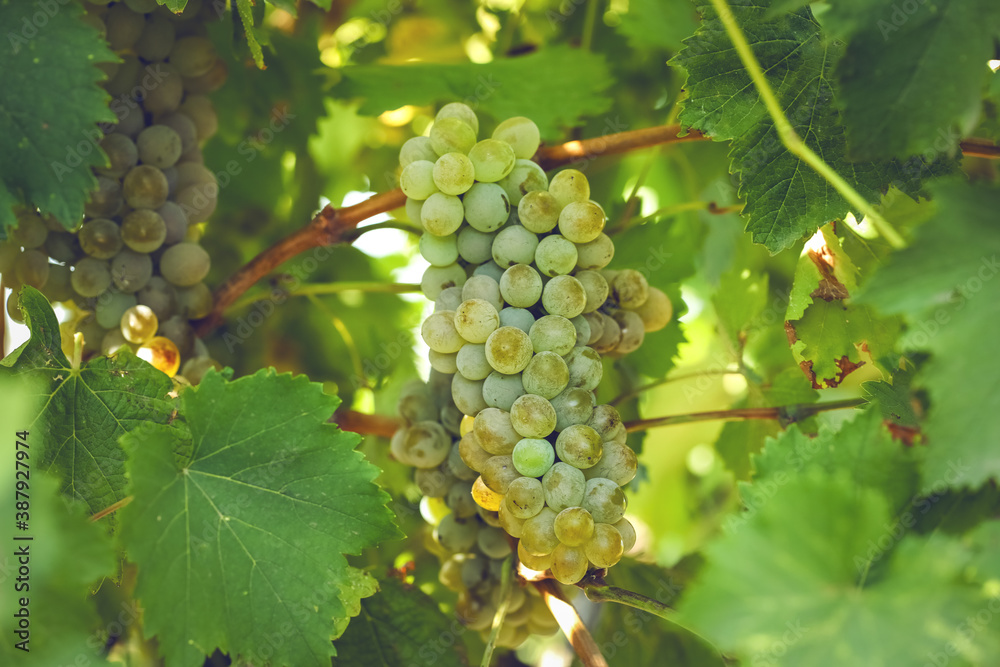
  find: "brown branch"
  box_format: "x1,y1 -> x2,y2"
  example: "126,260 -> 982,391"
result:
90,496 -> 134,522
624,397 -> 866,433
533,579 -> 609,667
334,409 -> 401,438
533,125 -> 705,170
960,140 -> 1000,159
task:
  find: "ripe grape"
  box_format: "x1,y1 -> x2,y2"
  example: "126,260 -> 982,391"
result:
528,314 -> 576,356
123,165 -> 169,209
433,152 -> 476,195
564,346 -> 603,390
481,455 -> 519,494
456,344 -> 491,381
457,226 -> 496,264
72,257 -> 113,297
512,438 -> 556,477
482,371 -> 524,411
582,477 -> 627,524
473,408 -> 519,456
455,298 -> 500,344
169,36 -> 217,78
498,307 -> 535,334
121,209 -> 167,253
499,263 -> 542,308
491,225 -> 538,268
462,275 -> 503,312
631,286 -> 673,332
485,326 -> 533,375
522,351 -> 569,399
548,168 -> 590,208
435,102 -> 480,135
422,309 -> 465,353
462,183 -> 510,233
79,218 -> 124,260
498,159 -> 547,205
159,242 -> 210,287
468,139 -> 516,183
509,394 -> 557,439
550,387 -> 596,431
121,304 -> 159,344
550,543 -> 589,584
541,274 -> 587,319
419,232 -> 459,267
505,476 -> 545,519
583,441 -> 638,486
492,116 -> 541,160
534,234 -> 578,277
430,117 -> 477,156
555,424 -> 603,469
585,523 -> 624,568
421,263 -> 467,300
14,250 -> 49,289
400,136 -> 439,167
136,335 -> 181,376
95,289 -> 137,329
553,507 -> 595,546
136,125 -> 183,168
611,269 -> 649,309
97,133 -> 138,178
575,233 -> 615,270
400,160 -> 439,200
520,507 -> 559,556
518,190 -> 560,233
420,192 -> 464,236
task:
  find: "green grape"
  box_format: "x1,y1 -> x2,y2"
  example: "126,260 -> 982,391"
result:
40,263 -> 73,302
583,442 -> 637,486
5,292 -> 22,324
517,540 -> 553,572
550,387 -> 596,431
520,507 -> 559,556
542,274 -> 587,319
492,226 -> 538,269
175,181 -> 218,223
169,36 -> 216,78
85,176 -> 124,218
435,286 -> 464,312
509,393 -> 556,439
576,270 -> 609,313
157,113 -> 198,156
95,289 -> 137,329
429,349 -> 459,374
14,250 -> 49,289
405,197 -> 424,225
136,14 -> 176,61
106,3 -> 144,50
78,218 -> 123,260
434,514 -> 478,552
533,234 -> 578,277
570,315 -> 591,348
555,424 -> 603,469
553,507 -> 595,546
415,467 -> 454,498
457,226 -> 496,264
447,441 -> 479,480
462,275 -> 503,312
72,257 -> 112,298
175,162 -> 215,190
492,116 -> 541,159
473,407 -> 519,455
456,343 -> 491,381
452,373 -> 488,417
582,477 -> 627,524
459,430 -> 492,473
184,58 -> 228,95
483,371 -> 524,411
585,523 -> 624,568
632,286 -> 673,332
485,326 -> 533,375
120,304 -> 159,344
419,232 -> 459,267
522,351 -> 569,399
455,298 -> 500,344
401,421 -> 452,468
429,117 -> 477,156
136,125 -> 182,169
122,165 -> 169,209
557,201 -> 605,244
481,455 -> 519,493
142,63 -> 183,115
499,263 -> 542,308
121,209 -> 167,253
518,190 -> 560,234
548,168 -> 590,208
435,102 -> 480,135
473,260 -> 505,283
575,233 -> 615,270
564,346 -> 603,391
397,380 -> 438,422
159,242 -> 210,287
97,133 -> 138,178
542,462 -> 586,513
468,139 -> 516,183
463,183 -> 510,233
421,263 -> 467,300
421,309 -> 464,353
478,525 -> 513,559
587,404 -> 625,441
432,152 -> 476,195
105,55 -> 142,99
505,476 -> 545,519
175,282 -> 212,319
615,517 -> 637,553
157,314 -> 194,358
137,276 -> 177,320
158,201 -> 189,245
528,314 -> 576,356
399,136 -> 439,167
497,159 -> 547,206
178,95 -> 218,141
0,242 -> 18,273
613,309 -> 646,354
400,160 -> 438,200
420,192 -> 464,236
498,307 -> 534,334
499,501 -> 526,538
611,269 -> 649,309
592,312 -> 622,353
512,438 -> 556,477
101,328 -> 130,357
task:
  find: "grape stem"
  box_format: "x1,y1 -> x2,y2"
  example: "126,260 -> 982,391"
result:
481,556 -> 514,667
90,496 -> 134,522
231,281 -> 422,311
333,410 -> 401,438
624,397 -> 866,432
533,578 -> 609,667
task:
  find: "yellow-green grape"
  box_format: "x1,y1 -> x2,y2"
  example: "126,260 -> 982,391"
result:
499,264 -> 542,308
455,344 -> 490,380
79,218 -> 124,260
122,165 -> 169,209
452,373 -> 488,416
435,102 -> 480,135
548,168 -> 590,208
181,357 -> 222,385
421,263 -> 467,301
472,475 -> 504,511
491,225 -> 538,269
421,309 -> 465,354
583,442 -> 638,486
468,139 -> 516,183
497,159 -> 547,206
432,152 -> 476,195
485,326 -> 533,375
400,136 -> 439,167
120,304 -> 159,344
178,95 -> 218,142
555,424 -> 603,469
533,234 -> 578,277
611,269 -> 650,309
492,116 -> 541,159
135,13 -> 176,61
575,233 -> 615,270
557,200 -> 605,244
480,455 -> 519,494
72,257 -> 112,297
518,190 -> 560,234
85,176 -> 124,218
542,274 -> 587,319
101,328 -> 131,357
564,346 -> 603,391
512,437 -> 555,477
517,540 -> 553,572
522,351 -> 569,399
419,232 -> 459,267
615,517 -> 637,553
520,507 -> 559,556
542,462 -> 587,513
585,522 -> 624,568
175,282 -> 213,319
550,387 -> 596,431
400,160 -> 438,200
498,307 -> 535,334
592,312 -> 622,353
159,242 -> 210,287
434,514 -> 478,552
473,408 -> 520,456
95,289 -> 137,329
550,543 -> 589,584
420,192 -> 464,236
509,393 -> 557,439
40,263 -> 73,302
499,502 -> 526,537
459,430 -> 492,473
528,314 -> 576,356
454,298 -> 500,344
13,213 -> 48,249
613,309 -> 646,354
136,124 -> 183,169
168,36 -> 217,78
136,336 -> 181,377
457,226 -> 496,264
477,525 -> 513,559
575,270 -> 609,313
462,183 -> 510,233
121,209 -> 167,253
6,291 -> 23,323
505,476 -> 545,519
462,275 -> 503,312
631,286 -> 673,332
553,506 -> 595,546
401,421 -> 452,468
14,250 -> 49,289
429,117 -> 477,156
582,477 -> 627,524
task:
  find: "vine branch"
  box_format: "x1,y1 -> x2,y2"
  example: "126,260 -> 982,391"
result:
334,409 -> 401,438
624,397 -> 866,432
533,578 -> 609,667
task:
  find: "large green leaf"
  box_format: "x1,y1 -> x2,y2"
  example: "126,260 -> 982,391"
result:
671,0 -> 952,253
615,0 -> 700,52
0,1 -> 116,236
0,287 -> 180,515
856,180 -> 1000,491
332,46 -> 613,138
118,368 -> 401,667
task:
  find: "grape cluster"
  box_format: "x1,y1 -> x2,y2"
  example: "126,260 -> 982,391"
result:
394,377 -> 560,647
392,103 -> 673,632
0,0 -> 222,383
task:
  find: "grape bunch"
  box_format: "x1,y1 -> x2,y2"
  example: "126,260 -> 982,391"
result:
0,0 -> 223,383
394,377 -> 560,648
392,102 -> 673,625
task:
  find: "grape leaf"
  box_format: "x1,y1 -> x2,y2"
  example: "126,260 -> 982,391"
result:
615,0 -> 700,52
0,1 -> 116,237
862,366 -> 918,429
118,368 -> 401,667
332,46 -> 613,138
826,0 -> 1000,160
0,287 -> 181,515
855,180 -> 1000,491
332,577 -> 468,667
671,0 -> 953,253
967,521 -> 1000,582
681,472 -> 993,666
0,381 -> 116,667
712,267 -> 768,348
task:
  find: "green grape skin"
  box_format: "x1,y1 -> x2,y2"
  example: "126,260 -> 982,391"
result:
498,307 -> 535,334
611,269 -> 650,309
85,176 -> 123,218
592,311 -> 622,353
478,525 -> 513,559
553,506 -> 595,546
587,404 -> 625,441
414,466 -> 452,499
576,270 -> 610,313
459,430 -> 493,473
136,124 -> 183,169
432,152 -> 476,195
399,136 -> 438,167
454,298 -> 500,344
457,226 -> 496,264
452,373 -> 488,417
555,424 -> 603,469
473,260 -> 505,283
564,346 -> 603,391
520,507 -> 559,556
557,200 -> 606,244
472,407 -> 520,455
499,263 -> 542,309
40,263 -> 73,303
419,232 -> 459,267
462,183 -> 510,233
550,543 -> 589,584
137,276 -> 177,321
582,477 -> 627,524
159,242 -> 210,287
78,218 -> 124,260
585,522 -> 624,568
72,257 -> 112,298
499,501 -> 526,538
522,351 -> 570,400
613,309 -> 646,354
481,455 -> 520,494
497,159 -> 547,206
542,274 -> 587,319
492,116 -> 541,159
575,233 -> 615,270
435,286 -> 464,312
550,387 -> 596,431
485,326 -> 533,375
120,304 -> 159,344
158,201 -> 189,245
447,442 -> 479,480
14,250 -> 49,289
94,289 -> 137,329
548,168 -> 590,208
462,275 -> 503,312
142,62 -> 184,115
435,102 -> 480,135
121,209 -> 167,253
97,133 -> 138,178
517,190 -> 560,234
178,95 -> 219,142
136,14 -> 176,63
400,160 -> 438,200
429,117 -> 477,156
105,3 -> 144,50
505,476 -> 546,519
583,441 -> 638,486
421,263 -> 467,301
168,36 -> 217,78
482,371 -> 524,411
421,309 -> 465,353
420,192 -> 464,236
517,540 -> 553,572
468,138 -> 516,183
400,421 -> 451,468
491,225 -> 538,269
512,438 -> 556,477
632,286 -> 673,332
615,517 -> 637,553
534,234 -> 578,277
528,315 -> 576,356
175,282 -> 212,319
456,343 -> 491,380
509,393 -> 557,439
434,514 -> 478,552
122,165 -> 169,209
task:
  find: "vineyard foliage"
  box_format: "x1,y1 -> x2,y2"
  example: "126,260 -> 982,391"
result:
1,0 -> 1000,666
